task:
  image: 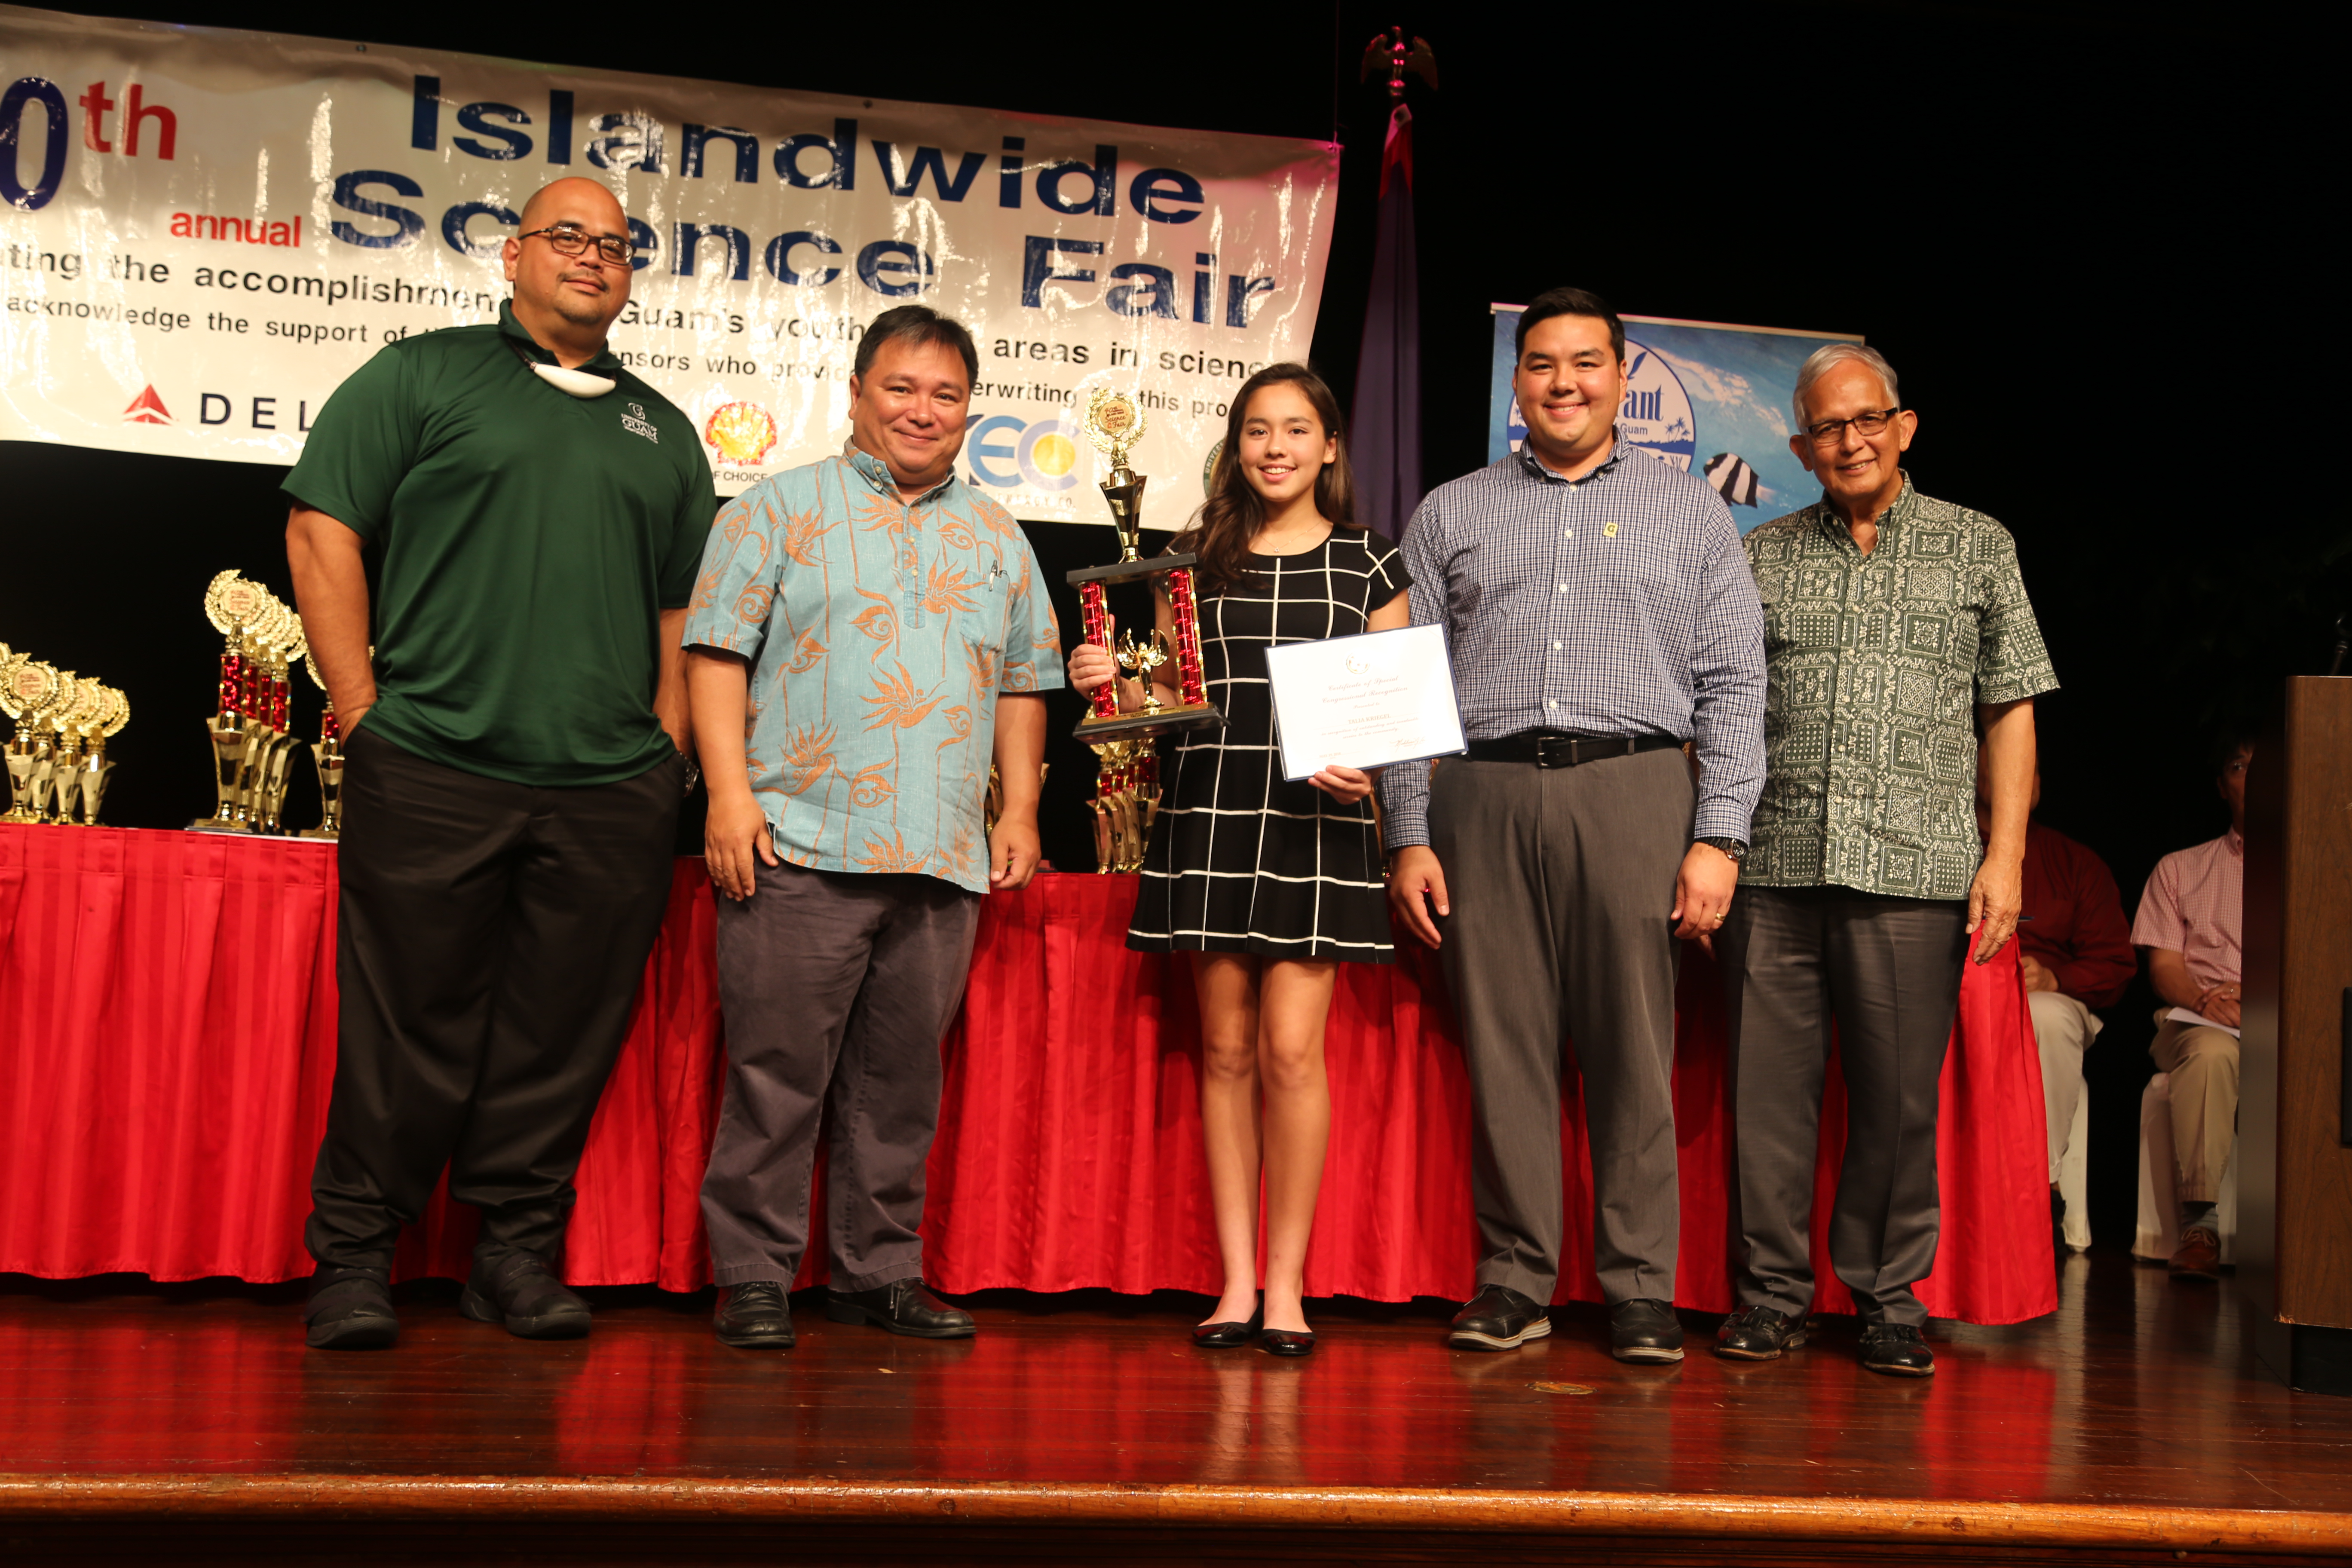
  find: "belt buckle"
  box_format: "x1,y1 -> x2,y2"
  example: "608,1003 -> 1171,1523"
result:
1534,734 -> 1575,769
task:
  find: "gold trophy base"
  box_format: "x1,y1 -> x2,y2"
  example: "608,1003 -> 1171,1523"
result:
1072,701 -> 1224,743
187,818 -> 255,834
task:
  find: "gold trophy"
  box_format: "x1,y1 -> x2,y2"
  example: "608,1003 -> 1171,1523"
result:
2,647 -> 60,824
1,649 -> 128,827
193,572 -> 304,834
1066,389 -> 1222,743
1084,738 -> 1162,874
300,646 -> 347,839
72,684 -> 129,825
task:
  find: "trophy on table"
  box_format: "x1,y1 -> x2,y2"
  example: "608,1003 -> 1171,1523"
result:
299,647 -> 348,839
2,645 -> 129,826
192,572 -> 306,834
1084,738 -> 1161,874
2,647 -> 60,824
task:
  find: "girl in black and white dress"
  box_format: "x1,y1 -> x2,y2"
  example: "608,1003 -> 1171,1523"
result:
1068,365 -> 1409,1355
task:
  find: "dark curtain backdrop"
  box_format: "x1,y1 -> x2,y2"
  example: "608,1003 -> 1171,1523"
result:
2,2 -> 2337,1253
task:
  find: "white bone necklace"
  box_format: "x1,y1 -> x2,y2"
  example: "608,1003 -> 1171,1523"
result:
505,334 -> 614,398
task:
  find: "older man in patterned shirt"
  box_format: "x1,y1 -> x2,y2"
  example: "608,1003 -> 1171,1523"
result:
684,306 -> 1061,1349
1712,343 -> 2055,1378
1382,287 -> 1767,1364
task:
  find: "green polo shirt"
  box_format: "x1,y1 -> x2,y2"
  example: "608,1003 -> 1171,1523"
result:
285,303 -> 715,786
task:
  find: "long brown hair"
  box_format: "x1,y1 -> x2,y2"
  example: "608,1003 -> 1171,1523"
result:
1172,363 -> 1357,589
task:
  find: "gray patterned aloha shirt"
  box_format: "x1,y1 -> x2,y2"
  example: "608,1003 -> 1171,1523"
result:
1741,474 -> 2058,900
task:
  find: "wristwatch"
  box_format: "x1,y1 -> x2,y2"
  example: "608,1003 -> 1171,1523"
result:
1697,836 -> 1747,866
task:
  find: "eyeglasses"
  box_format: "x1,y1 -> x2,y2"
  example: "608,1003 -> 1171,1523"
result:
518,223 -> 634,266
1804,407 -> 1901,447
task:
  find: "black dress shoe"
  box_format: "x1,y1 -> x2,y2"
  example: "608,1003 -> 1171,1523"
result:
1713,1305 -> 1806,1361
1609,1298 -> 1686,1363
1192,1297 -> 1263,1348
304,1265 -> 398,1351
1447,1284 -> 1552,1351
1859,1321 -> 1935,1377
824,1278 -> 976,1338
459,1251 -> 592,1340
1260,1328 -> 1316,1357
714,1281 -> 795,1348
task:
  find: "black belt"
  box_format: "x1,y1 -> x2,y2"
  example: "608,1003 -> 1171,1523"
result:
1462,731 -> 1683,769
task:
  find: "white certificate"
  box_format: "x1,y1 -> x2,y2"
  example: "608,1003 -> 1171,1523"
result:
1262,624 -> 1467,781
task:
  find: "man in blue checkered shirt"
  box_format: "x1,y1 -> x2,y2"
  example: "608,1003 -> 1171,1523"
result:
1378,287 -> 1765,1364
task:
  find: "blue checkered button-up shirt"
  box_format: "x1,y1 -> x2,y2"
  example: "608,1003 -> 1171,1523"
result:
1376,435 -> 1767,849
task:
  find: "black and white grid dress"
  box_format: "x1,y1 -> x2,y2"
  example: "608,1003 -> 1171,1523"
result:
1127,527 -> 1412,964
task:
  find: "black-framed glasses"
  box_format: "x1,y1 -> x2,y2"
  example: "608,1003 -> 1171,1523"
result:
1804,407 -> 1901,447
518,223 -> 634,266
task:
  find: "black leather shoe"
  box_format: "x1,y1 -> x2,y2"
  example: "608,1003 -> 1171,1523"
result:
304,1265 -> 398,1351
824,1278 -> 976,1338
1859,1321 -> 1936,1377
1261,1328 -> 1316,1357
459,1251 -> 592,1340
1447,1284 -> 1552,1351
1713,1305 -> 1806,1361
1192,1297 -> 1263,1348
1610,1298 -> 1686,1363
714,1281 -> 795,1349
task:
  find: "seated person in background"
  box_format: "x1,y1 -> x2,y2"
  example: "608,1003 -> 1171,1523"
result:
2130,732 -> 2252,1282
1974,766 -> 2134,1220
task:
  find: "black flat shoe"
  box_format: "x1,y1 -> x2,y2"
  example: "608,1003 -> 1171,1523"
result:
304,1265 -> 398,1351
459,1251 -> 592,1340
1192,1295 -> 1264,1348
1260,1327 -> 1316,1357
824,1278 -> 976,1338
714,1281 -> 795,1349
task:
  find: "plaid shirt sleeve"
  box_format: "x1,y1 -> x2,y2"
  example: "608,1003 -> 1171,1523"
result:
1375,490 -> 1450,849
1688,506 -> 1767,842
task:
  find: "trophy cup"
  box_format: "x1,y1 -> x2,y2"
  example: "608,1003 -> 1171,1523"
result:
1084,738 -> 1161,873
2,648 -> 60,825
42,674 -> 87,825
300,646 -> 346,839
1065,390 -> 1222,743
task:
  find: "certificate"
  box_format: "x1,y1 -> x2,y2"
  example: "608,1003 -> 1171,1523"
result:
1262,624 -> 1467,781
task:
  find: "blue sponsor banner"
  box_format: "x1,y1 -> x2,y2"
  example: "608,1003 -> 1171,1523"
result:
1488,307 -> 1862,533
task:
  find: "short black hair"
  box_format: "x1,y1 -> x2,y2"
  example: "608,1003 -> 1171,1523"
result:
2212,724 -> 2258,778
1515,286 -> 1625,363
854,305 -> 978,389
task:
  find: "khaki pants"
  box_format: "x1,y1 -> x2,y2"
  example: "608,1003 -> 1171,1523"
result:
2027,991 -> 2102,1185
2150,1013 -> 2239,1204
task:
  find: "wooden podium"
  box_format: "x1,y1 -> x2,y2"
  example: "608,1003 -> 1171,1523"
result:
2242,676 -> 2352,1395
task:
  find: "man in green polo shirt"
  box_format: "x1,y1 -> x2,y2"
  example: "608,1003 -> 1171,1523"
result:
284,176 -> 714,1350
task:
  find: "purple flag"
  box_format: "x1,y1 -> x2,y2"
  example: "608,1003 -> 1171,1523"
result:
1350,104 -> 1422,539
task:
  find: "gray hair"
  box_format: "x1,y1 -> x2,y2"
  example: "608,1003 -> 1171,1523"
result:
1792,343 -> 1901,429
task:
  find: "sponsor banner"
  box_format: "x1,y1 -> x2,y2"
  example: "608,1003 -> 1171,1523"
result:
1488,307 -> 1862,533
0,4 -> 1337,518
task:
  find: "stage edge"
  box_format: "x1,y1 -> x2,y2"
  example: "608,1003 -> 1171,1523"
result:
0,1475 -> 2346,1554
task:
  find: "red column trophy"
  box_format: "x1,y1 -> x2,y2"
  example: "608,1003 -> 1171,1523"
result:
192,571 -> 306,834
1067,389 -> 1222,743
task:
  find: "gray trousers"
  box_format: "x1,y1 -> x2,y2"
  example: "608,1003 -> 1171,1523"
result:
1718,885 -> 1969,1327
1427,748 -> 1694,1305
700,862 -> 980,1291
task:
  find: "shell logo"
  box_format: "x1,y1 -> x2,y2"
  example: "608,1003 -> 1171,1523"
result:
704,402 -> 779,466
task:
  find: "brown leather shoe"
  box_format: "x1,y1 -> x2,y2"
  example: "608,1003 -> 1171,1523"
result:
2169,1225 -> 2221,1280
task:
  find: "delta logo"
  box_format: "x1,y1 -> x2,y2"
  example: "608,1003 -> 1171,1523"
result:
704,401 -> 778,466
122,385 -> 172,425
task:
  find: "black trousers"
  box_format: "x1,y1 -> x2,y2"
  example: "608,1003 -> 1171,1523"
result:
1717,884 -> 1969,1327
305,728 -> 683,1273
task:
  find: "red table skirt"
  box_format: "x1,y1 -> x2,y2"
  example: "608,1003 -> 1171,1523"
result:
0,825 -> 2056,1323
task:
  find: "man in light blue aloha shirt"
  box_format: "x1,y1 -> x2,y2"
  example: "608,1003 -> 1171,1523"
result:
683,305 -> 1060,1351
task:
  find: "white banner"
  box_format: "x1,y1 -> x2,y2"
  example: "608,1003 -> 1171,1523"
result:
0,5 -> 1337,518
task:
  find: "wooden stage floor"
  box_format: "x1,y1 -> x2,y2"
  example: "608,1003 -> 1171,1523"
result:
3,1254 -> 2349,1565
